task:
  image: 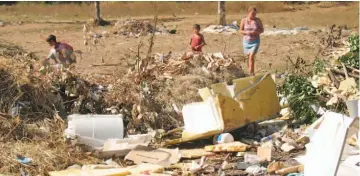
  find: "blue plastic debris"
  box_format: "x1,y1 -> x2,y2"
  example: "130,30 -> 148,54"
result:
16,155 -> 32,165
287,173 -> 304,176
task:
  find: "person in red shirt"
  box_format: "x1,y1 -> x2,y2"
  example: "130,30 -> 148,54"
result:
42,35 -> 76,69
189,24 -> 206,53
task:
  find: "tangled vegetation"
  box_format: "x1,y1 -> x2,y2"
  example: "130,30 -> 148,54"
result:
339,34 -> 359,68
280,34 -> 359,123
280,75 -> 323,123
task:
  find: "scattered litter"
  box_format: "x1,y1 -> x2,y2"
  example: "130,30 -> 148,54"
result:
189,156 -> 207,174
244,153 -> 263,165
281,143 -> 297,152
275,165 -> 303,175
260,132 -> 281,143
267,161 -> 285,173
237,162 -> 252,170
295,136 -> 310,145
125,146 -> 181,167
287,173 -> 304,176
180,149 -> 215,159
213,133 -> 234,144
205,142 -> 248,152
245,165 -> 267,175
236,152 -> 246,157
16,155 -> 32,165
100,133 -> 153,157
257,147 -> 272,161
262,27 -> 310,36
128,163 -> 165,174
202,23 -> 239,35
221,160 -> 234,170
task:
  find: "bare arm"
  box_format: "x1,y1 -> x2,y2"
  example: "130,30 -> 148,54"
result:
200,34 -> 206,47
189,36 -> 192,46
252,18 -> 264,35
239,18 -> 248,35
258,18 -> 264,34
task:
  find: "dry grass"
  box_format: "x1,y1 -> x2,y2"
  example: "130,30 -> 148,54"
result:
0,116 -> 101,175
0,42 -> 106,175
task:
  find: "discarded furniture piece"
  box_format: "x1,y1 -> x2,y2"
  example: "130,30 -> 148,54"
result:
304,112 -> 359,176
164,74 -> 281,145
65,114 -> 124,148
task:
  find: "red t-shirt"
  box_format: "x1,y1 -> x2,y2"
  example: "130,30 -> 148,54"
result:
190,34 -> 204,52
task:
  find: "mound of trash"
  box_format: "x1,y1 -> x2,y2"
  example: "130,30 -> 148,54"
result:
106,52 -> 244,135
112,19 -> 173,37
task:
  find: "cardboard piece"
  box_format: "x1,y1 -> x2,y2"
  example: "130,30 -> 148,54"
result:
125,146 -> 181,167
100,134 -> 153,157
204,142 -> 248,152
173,74 -> 281,145
257,147 -> 272,161
281,143 -> 296,152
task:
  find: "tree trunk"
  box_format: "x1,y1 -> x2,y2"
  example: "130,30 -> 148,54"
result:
94,1 -> 109,26
218,1 -> 226,26
95,1 -> 101,22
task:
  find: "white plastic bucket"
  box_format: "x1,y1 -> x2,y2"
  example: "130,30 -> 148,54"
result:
66,114 -> 124,148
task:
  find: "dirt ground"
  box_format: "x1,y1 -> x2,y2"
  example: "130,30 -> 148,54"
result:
0,2 -> 358,76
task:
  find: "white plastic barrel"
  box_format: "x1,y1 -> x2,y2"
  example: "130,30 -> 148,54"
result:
66,114 -> 124,148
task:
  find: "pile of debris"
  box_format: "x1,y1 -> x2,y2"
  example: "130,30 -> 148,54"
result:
0,39 -> 113,119
277,33 -> 359,124
105,52 -> 244,135
112,19 -> 173,37
314,35 -> 359,106
130,52 -> 238,80
202,22 -> 239,35
54,90 -> 358,176
262,27 -> 310,36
